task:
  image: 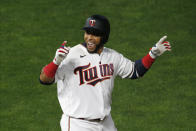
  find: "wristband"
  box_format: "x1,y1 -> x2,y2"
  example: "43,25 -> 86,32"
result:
43,62 -> 58,78
142,53 -> 155,69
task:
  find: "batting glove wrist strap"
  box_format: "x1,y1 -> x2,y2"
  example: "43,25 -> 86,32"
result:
149,36 -> 171,59
149,50 -> 157,59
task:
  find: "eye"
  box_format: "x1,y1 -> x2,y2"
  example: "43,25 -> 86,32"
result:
93,32 -> 101,36
86,30 -> 91,35
86,29 -> 102,36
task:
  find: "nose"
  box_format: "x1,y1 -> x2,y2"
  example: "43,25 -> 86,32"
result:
87,34 -> 94,40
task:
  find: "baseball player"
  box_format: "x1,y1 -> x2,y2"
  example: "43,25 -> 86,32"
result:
39,15 -> 171,131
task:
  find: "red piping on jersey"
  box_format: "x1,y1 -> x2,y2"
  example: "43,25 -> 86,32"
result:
43,62 -> 58,78
142,53 -> 155,69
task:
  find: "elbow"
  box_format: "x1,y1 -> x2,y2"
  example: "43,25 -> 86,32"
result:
39,78 -> 54,85
39,73 -> 54,85
130,59 -> 148,79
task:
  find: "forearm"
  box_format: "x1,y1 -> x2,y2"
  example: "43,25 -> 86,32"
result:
39,41 -> 70,85
131,35 -> 171,79
131,53 -> 155,79
39,62 -> 58,85
40,69 -> 55,84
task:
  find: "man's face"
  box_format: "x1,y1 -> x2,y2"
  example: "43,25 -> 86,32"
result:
84,31 -> 101,53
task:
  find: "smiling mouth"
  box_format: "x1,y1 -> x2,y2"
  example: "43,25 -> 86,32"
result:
87,42 -> 95,46
87,42 -> 95,48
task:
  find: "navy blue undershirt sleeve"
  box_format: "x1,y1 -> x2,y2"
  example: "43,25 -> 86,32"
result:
131,59 -> 148,79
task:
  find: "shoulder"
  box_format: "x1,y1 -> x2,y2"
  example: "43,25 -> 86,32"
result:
103,47 -> 122,57
103,47 -> 133,63
68,44 -> 87,57
70,44 -> 87,53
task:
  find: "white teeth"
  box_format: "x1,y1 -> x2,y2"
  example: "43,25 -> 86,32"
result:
88,42 -> 94,45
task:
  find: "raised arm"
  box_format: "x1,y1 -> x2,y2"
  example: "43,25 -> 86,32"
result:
39,41 -> 70,85
131,36 -> 171,79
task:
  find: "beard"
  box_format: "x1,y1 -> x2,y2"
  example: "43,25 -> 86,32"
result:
87,42 -> 103,53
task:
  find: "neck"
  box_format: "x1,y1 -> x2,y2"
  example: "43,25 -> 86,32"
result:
97,46 -> 104,54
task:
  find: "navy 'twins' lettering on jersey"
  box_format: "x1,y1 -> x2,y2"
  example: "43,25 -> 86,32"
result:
74,62 -> 114,86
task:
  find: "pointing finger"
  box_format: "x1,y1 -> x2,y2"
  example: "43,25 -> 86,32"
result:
63,41 -> 67,46
61,41 -> 67,46
158,36 -> 167,44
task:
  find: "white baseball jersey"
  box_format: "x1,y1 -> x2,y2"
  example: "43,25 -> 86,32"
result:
55,44 -> 134,120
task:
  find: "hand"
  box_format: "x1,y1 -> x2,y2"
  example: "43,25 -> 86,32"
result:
149,36 -> 171,59
53,41 -> 70,65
